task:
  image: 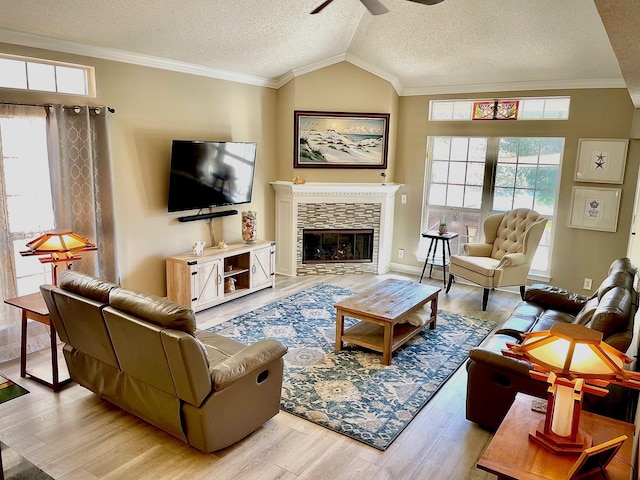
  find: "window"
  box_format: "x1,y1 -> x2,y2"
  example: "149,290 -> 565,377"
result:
429,97 -> 570,121
0,54 -> 95,97
423,136 -> 563,276
0,110 -> 55,295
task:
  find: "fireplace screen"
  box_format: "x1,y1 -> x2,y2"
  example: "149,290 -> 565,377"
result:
303,229 -> 374,263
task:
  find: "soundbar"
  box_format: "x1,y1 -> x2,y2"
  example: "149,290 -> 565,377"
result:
177,210 -> 238,222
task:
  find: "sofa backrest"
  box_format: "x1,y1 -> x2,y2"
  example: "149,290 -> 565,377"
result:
41,270 -> 120,369
105,287 -> 211,405
574,257 -> 638,354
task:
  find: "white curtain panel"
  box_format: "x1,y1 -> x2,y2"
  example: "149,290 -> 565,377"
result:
46,105 -> 118,283
0,105 -> 49,362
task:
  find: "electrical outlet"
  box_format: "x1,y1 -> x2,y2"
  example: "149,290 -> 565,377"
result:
401,194 -> 407,204
398,248 -> 404,259
583,278 -> 592,290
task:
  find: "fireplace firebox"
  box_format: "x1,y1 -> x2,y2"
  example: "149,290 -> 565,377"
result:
303,229 -> 374,264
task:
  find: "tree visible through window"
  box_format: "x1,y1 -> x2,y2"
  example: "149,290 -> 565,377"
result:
424,136 -> 563,276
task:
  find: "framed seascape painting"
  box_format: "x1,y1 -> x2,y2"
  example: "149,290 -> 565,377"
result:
293,111 -> 390,168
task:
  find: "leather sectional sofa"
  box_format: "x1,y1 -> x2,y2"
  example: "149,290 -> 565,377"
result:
41,270 -> 288,452
466,257 -> 639,430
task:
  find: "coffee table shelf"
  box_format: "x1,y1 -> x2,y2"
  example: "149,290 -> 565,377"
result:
335,279 -> 441,365
342,319 -> 433,356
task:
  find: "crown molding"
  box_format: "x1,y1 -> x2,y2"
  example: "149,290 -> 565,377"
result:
400,77 -> 628,96
0,28 -> 278,88
0,27 -> 627,96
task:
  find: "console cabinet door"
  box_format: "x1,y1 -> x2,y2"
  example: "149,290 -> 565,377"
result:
250,245 -> 275,289
191,259 -> 223,309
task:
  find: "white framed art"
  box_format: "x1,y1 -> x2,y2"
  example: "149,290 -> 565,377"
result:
574,138 -> 628,184
568,186 -> 621,232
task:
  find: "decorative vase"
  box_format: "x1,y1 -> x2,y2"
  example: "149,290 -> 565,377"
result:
242,211 -> 257,243
224,277 -> 236,293
438,223 -> 448,235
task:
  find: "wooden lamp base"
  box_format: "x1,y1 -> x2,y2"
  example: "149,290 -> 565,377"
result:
529,419 -> 593,455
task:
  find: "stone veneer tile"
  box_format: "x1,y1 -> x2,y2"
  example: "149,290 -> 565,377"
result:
297,203 -> 380,275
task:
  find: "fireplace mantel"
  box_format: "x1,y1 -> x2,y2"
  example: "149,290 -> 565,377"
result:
271,182 -> 403,276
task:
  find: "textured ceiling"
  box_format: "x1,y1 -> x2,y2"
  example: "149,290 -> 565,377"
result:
0,0 -> 634,98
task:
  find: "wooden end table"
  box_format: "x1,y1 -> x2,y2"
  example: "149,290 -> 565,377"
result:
477,393 -> 634,480
334,279 -> 441,365
4,292 -> 71,392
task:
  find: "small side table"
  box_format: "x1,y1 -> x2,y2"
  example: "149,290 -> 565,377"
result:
477,393 -> 634,480
4,292 -> 71,392
419,231 -> 459,287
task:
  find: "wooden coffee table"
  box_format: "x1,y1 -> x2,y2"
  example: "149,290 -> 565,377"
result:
334,279 -> 441,365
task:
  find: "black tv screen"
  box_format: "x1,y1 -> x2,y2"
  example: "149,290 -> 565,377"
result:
167,140 -> 257,213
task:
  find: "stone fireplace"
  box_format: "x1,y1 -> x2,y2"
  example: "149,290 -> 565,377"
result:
271,182 -> 402,276
302,228 -> 374,264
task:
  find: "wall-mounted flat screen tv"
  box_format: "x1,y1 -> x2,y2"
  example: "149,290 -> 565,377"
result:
167,140 -> 257,213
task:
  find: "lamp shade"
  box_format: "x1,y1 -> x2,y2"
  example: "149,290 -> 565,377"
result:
512,323 -> 629,380
22,229 -> 96,254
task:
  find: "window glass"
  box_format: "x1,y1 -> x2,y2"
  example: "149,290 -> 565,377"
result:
429,97 -> 570,121
0,58 -> 27,89
1,113 -> 55,295
424,136 -> 563,275
56,66 -> 88,95
26,62 -> 56,92
0,54 -> 93,96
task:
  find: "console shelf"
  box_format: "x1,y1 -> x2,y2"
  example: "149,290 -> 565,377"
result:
166,240 -> 275,312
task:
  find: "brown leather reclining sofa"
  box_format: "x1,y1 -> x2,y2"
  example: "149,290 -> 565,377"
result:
466,258 -> 638,430
41,270 -> 288,452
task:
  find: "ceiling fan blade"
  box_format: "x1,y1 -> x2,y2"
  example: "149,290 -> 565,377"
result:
406,0 -> 445,5
360,0 -> 389,15
311,0 -> 335,14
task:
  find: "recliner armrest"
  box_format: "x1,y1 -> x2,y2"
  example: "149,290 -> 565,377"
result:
468,347 -> 533,377
210,339 -> 287,391
524,284 -> 588,314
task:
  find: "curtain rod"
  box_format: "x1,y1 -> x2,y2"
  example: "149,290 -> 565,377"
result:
0,101 -> 115,114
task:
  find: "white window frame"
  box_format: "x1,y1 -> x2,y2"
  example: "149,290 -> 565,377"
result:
429,96 -> 571,121
422,136 -> 563,279
0,53 -> 96,97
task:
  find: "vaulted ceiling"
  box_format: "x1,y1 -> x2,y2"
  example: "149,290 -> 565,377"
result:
0,0 -> 637,103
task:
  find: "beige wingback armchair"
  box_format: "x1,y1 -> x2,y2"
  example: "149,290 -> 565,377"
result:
445,208 -> 547,310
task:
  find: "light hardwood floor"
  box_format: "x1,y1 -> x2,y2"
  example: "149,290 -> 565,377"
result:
0,271 -> 521,479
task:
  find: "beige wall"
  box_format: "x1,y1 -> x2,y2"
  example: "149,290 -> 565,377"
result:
1,42 -> 637,296
277,62 -> 399,183
394,89 -> 638,292
0,43 -> 278,296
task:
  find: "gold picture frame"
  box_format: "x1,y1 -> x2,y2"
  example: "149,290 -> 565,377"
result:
293,110 -> 390,169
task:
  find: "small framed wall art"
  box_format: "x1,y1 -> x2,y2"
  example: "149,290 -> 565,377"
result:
568,186 -> 621,232
293,110 -> 390,169
565,435 -> 627,479
574,138 -> 629,184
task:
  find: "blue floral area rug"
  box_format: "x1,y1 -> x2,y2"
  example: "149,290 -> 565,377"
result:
207,283 -> 496,450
